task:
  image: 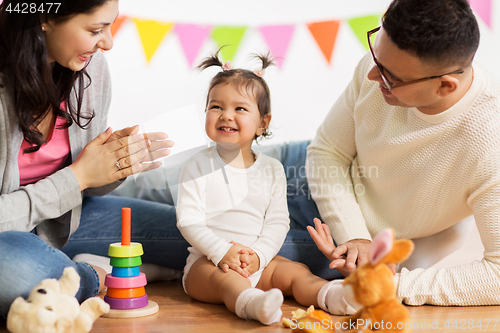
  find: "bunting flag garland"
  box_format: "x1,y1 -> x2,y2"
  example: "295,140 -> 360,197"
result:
111,15 -> 128,38
307,20 -> 341,64
211,26 -> 247,62
133,18 -> 174,63
1,1 -> 495,68
175,24 -> 213,68
258,25 -> 295,69
468,0 -> 493,28
347,15 -> 381,50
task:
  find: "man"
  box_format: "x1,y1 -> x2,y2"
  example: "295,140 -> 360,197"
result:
306,0 -> 500,306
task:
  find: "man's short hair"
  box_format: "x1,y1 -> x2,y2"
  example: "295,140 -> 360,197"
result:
382,0 -> 479,68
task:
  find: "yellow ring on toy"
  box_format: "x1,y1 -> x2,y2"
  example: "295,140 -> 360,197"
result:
108,242 -> 144,258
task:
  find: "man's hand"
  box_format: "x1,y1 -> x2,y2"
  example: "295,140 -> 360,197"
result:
307,218 -> 372,276
330,239 -> 371,276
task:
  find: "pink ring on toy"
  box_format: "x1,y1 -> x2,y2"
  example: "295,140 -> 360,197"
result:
104,272 -> 147,289
104,294 -> 149,310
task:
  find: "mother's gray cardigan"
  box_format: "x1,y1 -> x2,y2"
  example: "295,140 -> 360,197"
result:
0,51 -> 122,248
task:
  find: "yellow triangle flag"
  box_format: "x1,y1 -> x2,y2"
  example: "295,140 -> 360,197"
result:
133,18 -> 174,63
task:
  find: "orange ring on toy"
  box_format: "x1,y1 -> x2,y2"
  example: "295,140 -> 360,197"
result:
106,286 -> 146,299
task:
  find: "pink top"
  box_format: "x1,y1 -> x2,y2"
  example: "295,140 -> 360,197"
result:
18,116 -> 71,186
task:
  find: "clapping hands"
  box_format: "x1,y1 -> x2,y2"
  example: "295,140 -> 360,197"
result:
69,125 -> 174,191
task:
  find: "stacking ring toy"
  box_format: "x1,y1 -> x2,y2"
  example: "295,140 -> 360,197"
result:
105,272 -> 147,289
111,266 -> 140,277
104,295 -> 149,310
106,287 -> 146,299
103,207 -> 158,318
108,242 -> 144,258
110,256 -> 142,267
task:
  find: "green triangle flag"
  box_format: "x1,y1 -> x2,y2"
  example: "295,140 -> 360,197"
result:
347,15 -> 381,50
211,26 -> 247,61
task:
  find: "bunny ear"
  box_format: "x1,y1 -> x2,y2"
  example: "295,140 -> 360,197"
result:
369,228 -> 394,265
383,239 -> 414,264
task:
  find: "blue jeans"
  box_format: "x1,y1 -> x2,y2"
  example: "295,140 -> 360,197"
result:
0,141 -> 340,318
0,231 -> 98,318
0,195 -> 186,319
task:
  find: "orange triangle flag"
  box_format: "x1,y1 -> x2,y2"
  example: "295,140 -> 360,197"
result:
111,15 -> 128,38
307,20 -> 341,65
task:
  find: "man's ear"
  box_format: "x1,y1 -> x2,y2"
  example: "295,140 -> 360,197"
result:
437,75 -> 460,97
257,114 -> 271,136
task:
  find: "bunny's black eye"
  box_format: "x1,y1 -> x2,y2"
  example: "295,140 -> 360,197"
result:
37,289 -> 47,294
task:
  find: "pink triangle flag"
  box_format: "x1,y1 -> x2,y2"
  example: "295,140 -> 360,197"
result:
468,0 -> 492,28
175,24 -> 212,68
258,25 -> 295,69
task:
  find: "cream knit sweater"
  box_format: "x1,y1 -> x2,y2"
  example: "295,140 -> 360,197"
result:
306,53 -> 500,306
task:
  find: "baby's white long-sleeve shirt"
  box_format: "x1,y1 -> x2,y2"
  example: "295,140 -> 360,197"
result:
176,146 -> 290,269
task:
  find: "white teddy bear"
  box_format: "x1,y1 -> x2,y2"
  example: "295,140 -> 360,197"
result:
6,266 -> 110,333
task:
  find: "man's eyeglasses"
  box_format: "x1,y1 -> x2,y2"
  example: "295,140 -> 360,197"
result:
367,26 -> 465,92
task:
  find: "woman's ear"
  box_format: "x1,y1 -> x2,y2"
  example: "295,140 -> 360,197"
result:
257,114 -> 271,136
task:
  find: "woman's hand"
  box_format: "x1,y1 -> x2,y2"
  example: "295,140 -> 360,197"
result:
106,125 -> 174,173
69,126 -> 174,191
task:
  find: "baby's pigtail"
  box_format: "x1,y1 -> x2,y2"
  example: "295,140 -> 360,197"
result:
251,51 -> 275,77
197,48 -> 224,71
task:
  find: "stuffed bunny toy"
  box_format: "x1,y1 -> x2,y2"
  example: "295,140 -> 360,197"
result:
289,228 -> 414,333
340,228 -> 414,332
7,266 -> 110,333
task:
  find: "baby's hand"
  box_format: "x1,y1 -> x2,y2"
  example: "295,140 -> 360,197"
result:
308,218 -> 372,276
218,244 -> 249,278
241,251 -> 260,276
307,218 -> 337,261
231,241 -> 260,276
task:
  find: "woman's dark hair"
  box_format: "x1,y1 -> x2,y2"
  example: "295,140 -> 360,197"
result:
0,0 -> 111,153
197,49 -> 274,141
382,0 -> 479,68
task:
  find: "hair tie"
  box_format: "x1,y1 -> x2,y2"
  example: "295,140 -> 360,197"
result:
253,68 -> 265,77
222,60 -> 233,71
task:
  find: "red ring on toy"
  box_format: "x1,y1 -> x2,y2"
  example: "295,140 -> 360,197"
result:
104,272 -> 147,289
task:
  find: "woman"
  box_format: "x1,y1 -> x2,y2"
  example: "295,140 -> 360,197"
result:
0,0 -> 183,318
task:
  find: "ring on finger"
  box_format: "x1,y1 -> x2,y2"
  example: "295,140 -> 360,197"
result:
115,160 -> 122,170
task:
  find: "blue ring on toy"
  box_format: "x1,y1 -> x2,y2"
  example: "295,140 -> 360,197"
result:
111,266 -> 140,277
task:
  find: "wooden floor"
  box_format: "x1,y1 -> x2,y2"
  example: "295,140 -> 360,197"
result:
2,220 -> 498,333
2,279 -> 499,333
